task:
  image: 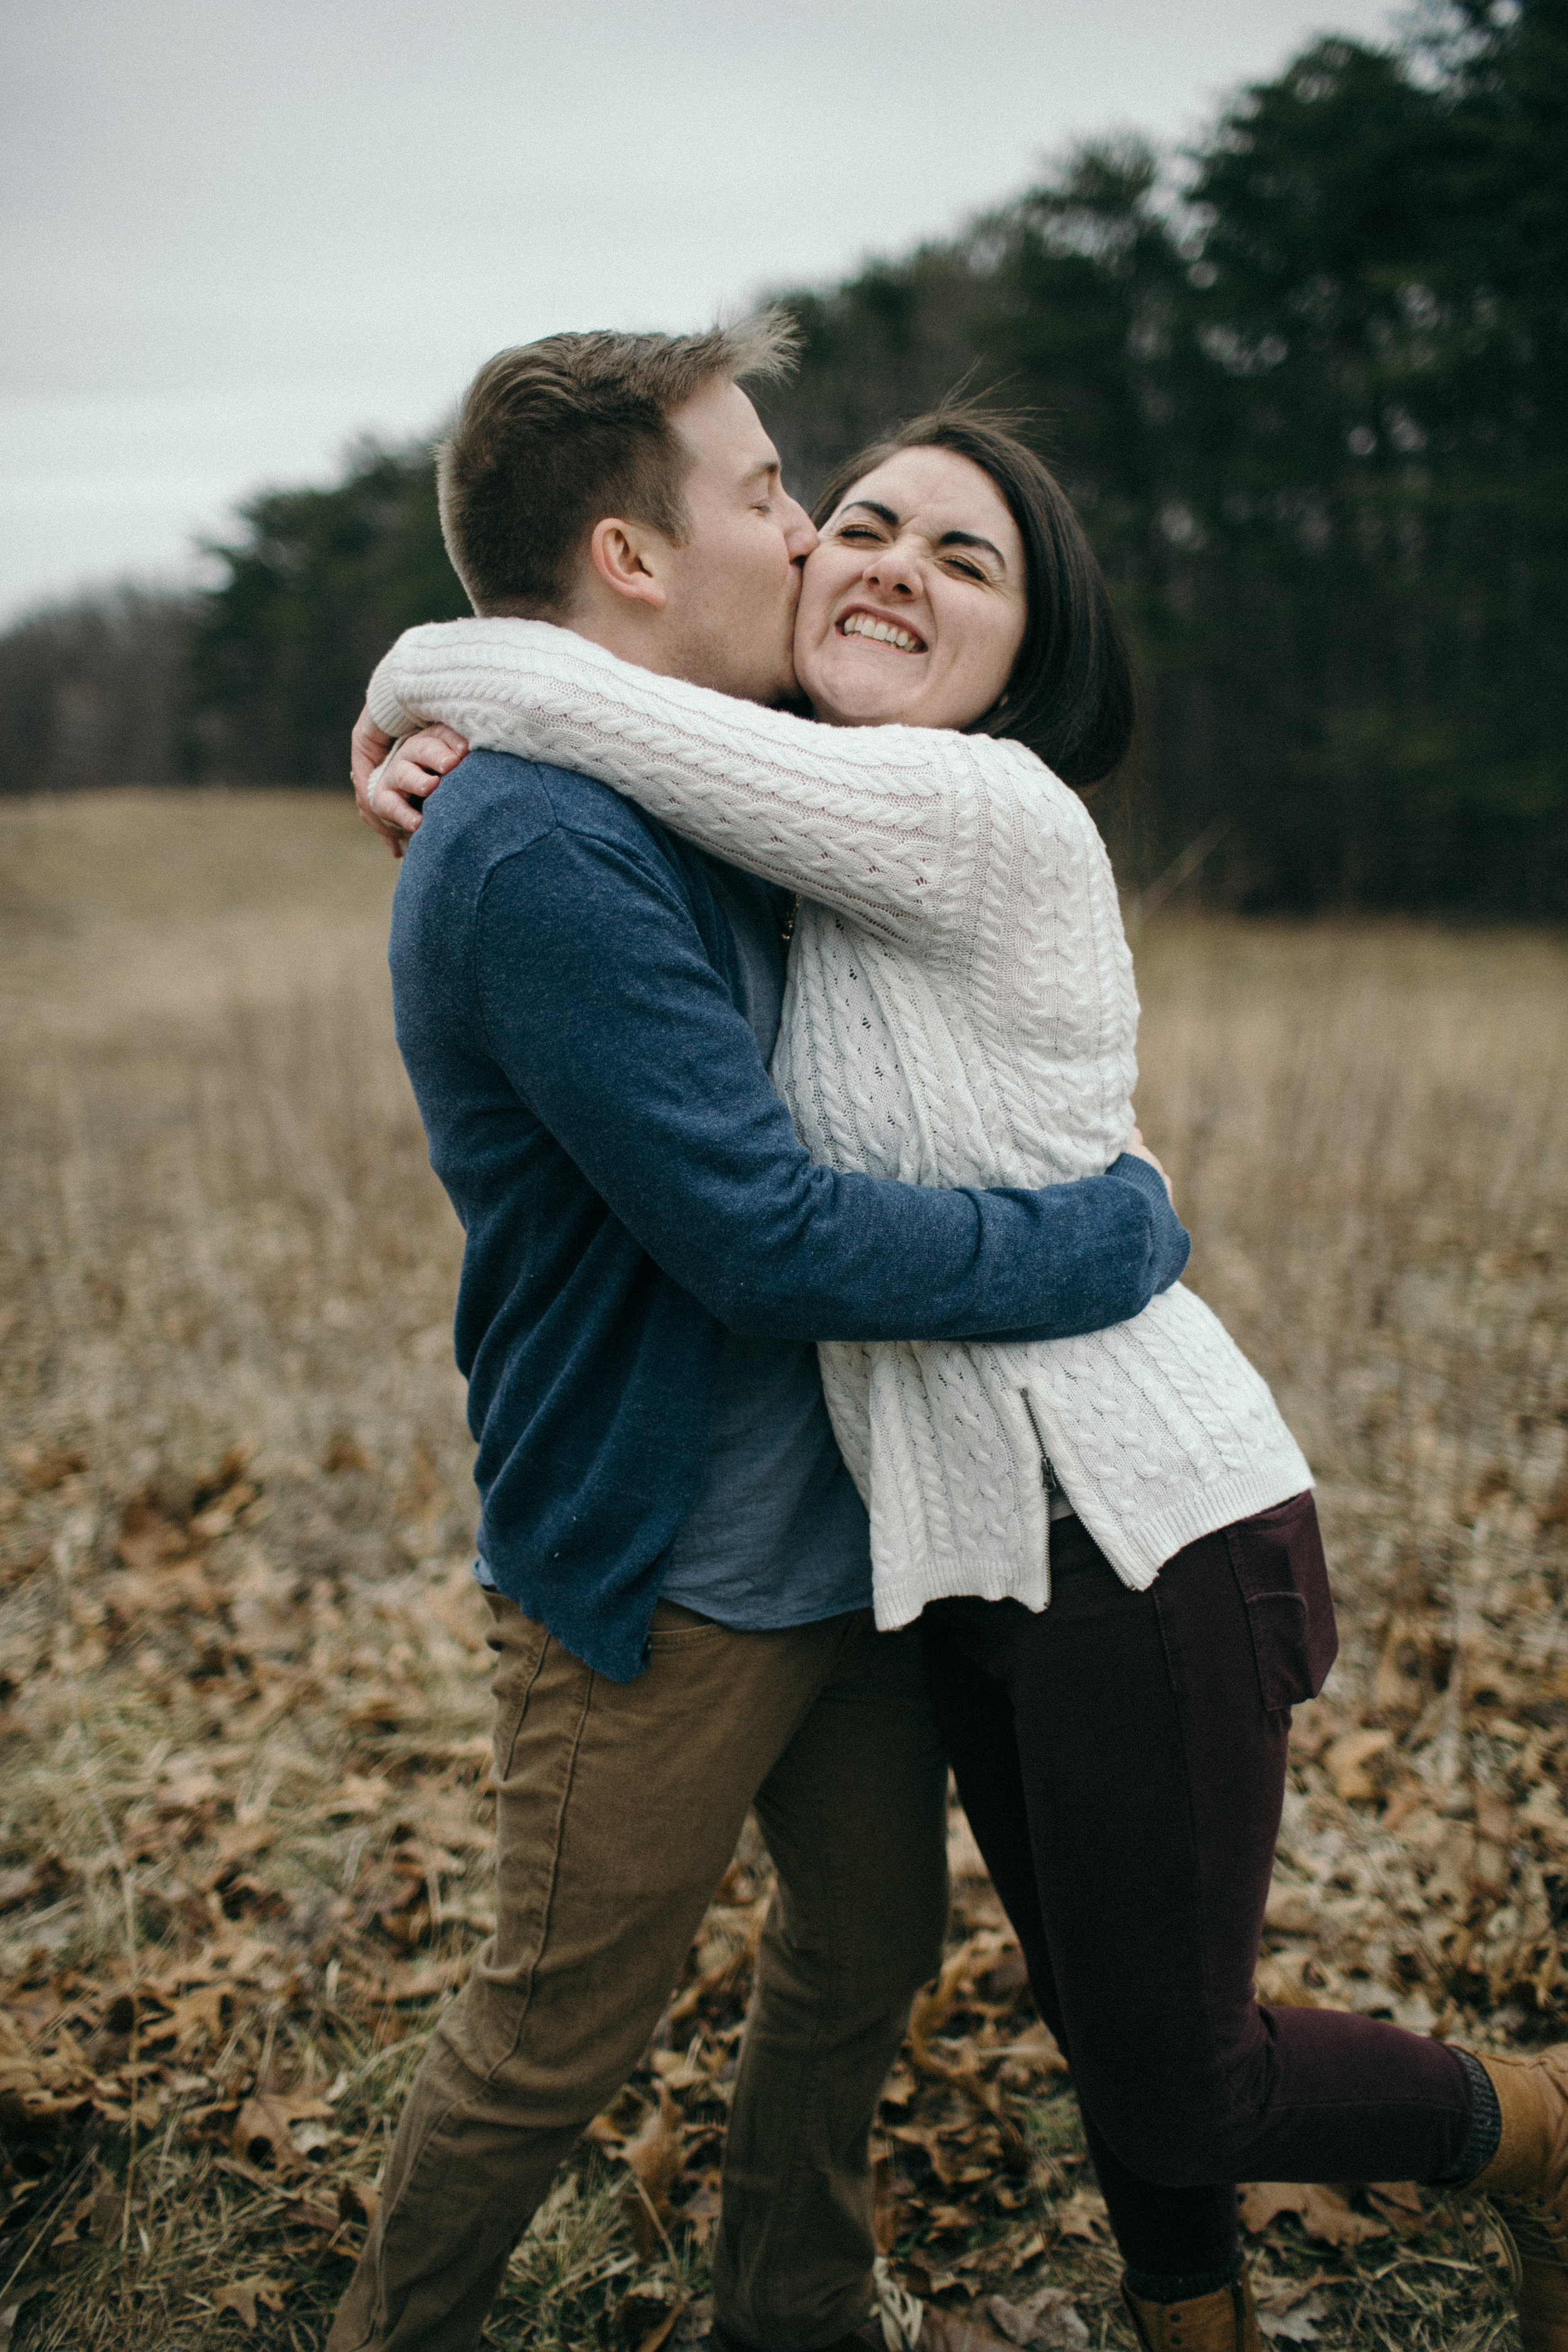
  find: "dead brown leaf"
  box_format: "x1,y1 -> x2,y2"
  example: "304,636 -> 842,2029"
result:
1325,1730 -> 1395,1803
0,2008 -> 95,2126
1050,2186 -> 1108,2243
888,2121 -> 959,2187
230,2090 -> 334,2171
621,2084 -> 683,2257
904,1946 -> 1028,2166
213,2274 -> 287,2329
1239,2182 -> 1309,2233
1366,2179 -> 1426,2232
48,2172 -> 123,2268
1238,2182 -> 1388,2249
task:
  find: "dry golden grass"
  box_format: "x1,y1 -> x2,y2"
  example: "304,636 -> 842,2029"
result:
2,792 -> 1565,2351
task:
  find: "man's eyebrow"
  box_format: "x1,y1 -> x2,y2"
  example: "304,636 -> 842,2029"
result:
839,501 -> 1008,569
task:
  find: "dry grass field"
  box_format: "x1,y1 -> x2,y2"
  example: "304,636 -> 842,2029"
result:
2,790 -> 1566,2352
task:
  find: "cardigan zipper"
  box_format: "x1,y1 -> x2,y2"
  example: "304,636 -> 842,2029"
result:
1019,1390 -> 1058,1494
1020,1391 -> 1057,1606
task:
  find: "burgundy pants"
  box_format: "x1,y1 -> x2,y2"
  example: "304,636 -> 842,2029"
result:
921,1495 -> 1472,2277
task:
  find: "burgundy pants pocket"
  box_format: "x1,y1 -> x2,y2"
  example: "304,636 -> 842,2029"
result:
1224,1492 -> 1338,1711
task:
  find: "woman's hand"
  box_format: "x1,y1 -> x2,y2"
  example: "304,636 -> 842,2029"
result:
1125,1126 -> 1174,1204
351,706 -> 470,857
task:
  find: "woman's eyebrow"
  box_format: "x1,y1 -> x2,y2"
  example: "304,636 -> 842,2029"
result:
938,529 -> 1007,568
839,499 -> 899,526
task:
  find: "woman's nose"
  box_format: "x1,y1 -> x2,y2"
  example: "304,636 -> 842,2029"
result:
863,539 -> 920,596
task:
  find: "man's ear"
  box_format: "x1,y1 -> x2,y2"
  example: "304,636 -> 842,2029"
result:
588,516 -> 670,612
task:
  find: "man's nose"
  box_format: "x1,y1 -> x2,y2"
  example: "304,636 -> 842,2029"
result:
781,492 -> 818,562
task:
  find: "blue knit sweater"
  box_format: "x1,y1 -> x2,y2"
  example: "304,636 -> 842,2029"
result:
389,751 -> 1189,1679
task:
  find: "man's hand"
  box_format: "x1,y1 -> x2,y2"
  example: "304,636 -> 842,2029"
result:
1125,1125 -> 1174,1204
351,705 -> 469,858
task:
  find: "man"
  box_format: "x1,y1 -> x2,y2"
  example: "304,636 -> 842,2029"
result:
336,316 -> 1188,2352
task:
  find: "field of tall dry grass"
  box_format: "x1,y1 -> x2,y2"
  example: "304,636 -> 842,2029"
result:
2,792 -> 1565,2351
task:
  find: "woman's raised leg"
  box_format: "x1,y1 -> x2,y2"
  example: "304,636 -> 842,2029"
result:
920,1503 -> 1484,2341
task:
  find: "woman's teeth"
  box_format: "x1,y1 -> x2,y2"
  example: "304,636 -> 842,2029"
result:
839,613 -> 924,653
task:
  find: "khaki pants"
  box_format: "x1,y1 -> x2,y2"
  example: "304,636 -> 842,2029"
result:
327,1594 -> 949,2352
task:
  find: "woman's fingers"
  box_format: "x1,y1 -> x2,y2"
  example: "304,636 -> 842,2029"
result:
390,721 -> 469,781
380,726 -> 470,820
358,796 -> 411,858
351,706 -> 471,856
368,750 -> 438,839
1124,1131 -> 1174,1203
351,703 -> 396,797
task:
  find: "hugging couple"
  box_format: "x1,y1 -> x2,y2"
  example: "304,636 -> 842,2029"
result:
333,319 -> 1565,2352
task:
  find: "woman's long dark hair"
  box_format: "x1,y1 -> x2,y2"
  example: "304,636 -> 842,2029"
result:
811,403 -> 1135,790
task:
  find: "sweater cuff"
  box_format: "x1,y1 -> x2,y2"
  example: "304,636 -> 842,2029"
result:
366,664 -> 414,737
1104,1149 -> 1167,1211
1106,1150 -> 1192,1293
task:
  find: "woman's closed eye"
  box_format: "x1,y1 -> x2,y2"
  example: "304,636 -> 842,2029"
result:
835,522 -> 990,584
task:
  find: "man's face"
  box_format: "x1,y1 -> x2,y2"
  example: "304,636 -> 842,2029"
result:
660,379 -> 817,703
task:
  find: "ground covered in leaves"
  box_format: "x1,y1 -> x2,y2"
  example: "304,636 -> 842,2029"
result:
3,796 -> 1567,2349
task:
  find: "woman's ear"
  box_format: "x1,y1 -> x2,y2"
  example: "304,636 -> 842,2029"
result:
588,517 -> 669,612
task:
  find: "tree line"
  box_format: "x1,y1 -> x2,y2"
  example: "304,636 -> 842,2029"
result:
3,0 -> 1562,913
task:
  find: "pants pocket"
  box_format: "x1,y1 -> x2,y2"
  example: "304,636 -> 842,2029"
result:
485,1597 -> 552,1783
1226,1493 -> 1338,1711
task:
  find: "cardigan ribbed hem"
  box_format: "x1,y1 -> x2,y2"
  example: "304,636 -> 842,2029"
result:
870,1451 -> 1314,1633
1078,1450 -> 1316,1590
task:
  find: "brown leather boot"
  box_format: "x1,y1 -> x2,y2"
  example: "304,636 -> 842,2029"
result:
1120,2269 -> 1260,2352
1465,2043 -> 1568,2349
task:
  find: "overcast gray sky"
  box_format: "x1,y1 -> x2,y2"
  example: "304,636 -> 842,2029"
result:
3,0 -> 1405,628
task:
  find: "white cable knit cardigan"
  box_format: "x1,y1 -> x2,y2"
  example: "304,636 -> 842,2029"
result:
368,620 -> 1312,1629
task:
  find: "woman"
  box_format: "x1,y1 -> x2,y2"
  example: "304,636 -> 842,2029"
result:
359,408 -> 1562,2352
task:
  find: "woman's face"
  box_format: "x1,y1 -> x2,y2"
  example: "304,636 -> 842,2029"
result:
793,445 -> 1028,732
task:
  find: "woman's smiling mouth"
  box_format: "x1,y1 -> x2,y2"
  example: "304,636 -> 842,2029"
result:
837,608 -> 927,654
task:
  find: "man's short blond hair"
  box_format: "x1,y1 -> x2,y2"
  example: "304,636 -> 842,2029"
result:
437,314 -> 798,616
